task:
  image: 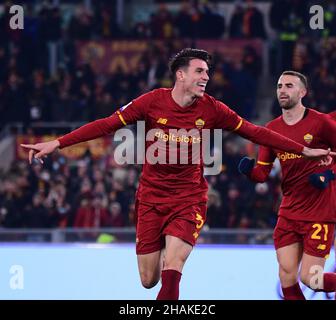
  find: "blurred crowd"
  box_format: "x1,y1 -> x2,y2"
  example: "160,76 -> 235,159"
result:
0,136 -> 280,235
0,0 -> 335,234
0,1 -> 263,129
272,37 -> 336,117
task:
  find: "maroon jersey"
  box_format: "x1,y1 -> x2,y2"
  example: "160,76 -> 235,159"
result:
123,88 -> 244,203
329,111 -> 336,121
58,88 -> 304,203
251,109 -> 336,222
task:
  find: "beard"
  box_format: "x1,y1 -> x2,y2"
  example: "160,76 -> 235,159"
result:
278,97 -> 297,110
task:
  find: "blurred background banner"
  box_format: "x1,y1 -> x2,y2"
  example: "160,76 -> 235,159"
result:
197,39 -> 263,61
77,39 -> 263,75
77,40 -> 150,75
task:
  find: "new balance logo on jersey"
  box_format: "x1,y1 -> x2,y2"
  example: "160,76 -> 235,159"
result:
317,244 -> 326,250
157,118 -> 168,125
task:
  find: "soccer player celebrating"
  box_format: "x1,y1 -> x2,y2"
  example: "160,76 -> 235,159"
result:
21,50 -> 333,300
238,71 -> 336,300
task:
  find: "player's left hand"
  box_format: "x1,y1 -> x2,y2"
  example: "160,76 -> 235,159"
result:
309,169 -> 335,190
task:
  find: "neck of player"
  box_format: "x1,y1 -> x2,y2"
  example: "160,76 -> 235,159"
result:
282,103 -> 306,125
171,86 -> 197,107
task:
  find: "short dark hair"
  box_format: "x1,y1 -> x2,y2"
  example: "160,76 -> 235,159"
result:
169,48 -> 211,76
281,70 -> 308,89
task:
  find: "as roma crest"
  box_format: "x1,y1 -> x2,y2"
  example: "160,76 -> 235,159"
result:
195,118 -> 205,129
303,133 -> 313,144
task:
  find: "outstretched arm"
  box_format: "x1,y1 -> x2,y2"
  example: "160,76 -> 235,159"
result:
214,101 -> 335,159
21,91 -> 153,164
235,119 -> 335,158
21,113 -> 126,164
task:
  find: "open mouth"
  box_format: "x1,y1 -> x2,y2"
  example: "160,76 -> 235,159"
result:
197,82 -> 207,89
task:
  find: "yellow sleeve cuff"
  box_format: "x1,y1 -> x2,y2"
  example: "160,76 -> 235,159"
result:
257,160 -> 273,166
116,111 -> 127,126
233,118 -> 243,131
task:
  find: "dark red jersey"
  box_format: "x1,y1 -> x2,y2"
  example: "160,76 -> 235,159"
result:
58,88 -> 304,203
329,111 -> 336,120
250,109 -> 336,222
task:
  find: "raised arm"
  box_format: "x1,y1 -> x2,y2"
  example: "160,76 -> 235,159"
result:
21,114 -> 125,164
21,91 -> 153,163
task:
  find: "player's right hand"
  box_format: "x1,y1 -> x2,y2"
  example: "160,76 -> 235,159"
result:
20,140 -> 60,164
238,157 -> 255,175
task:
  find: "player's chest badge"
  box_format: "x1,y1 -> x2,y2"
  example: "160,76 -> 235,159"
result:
157,118 -> 168,125
303,133 -> 313,144
195,118 -> 205,129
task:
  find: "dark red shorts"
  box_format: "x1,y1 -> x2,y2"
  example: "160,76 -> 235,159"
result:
273,216 -> 335,258
135,200 -> 207,255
